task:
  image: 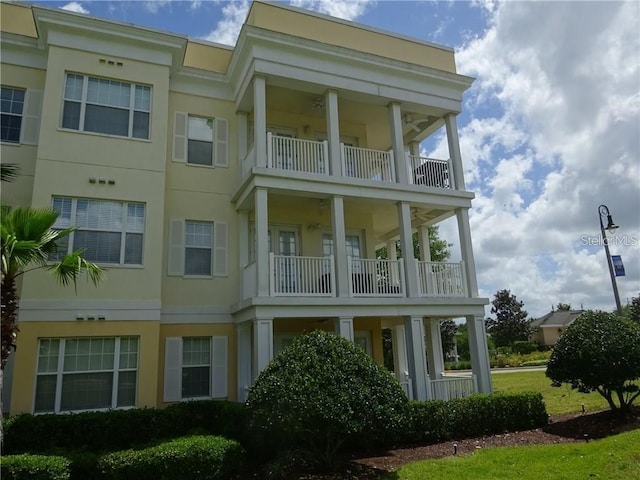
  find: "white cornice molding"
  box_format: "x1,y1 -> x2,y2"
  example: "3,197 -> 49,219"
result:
18,300 -> 162,322
0,32 -> 47,69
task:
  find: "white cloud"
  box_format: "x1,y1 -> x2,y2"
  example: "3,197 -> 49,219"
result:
290,0 -> 374,21
444,1 -> 640,317
61,2 -> 88,14
204,0 -> 251,46
143,0 -> 202,14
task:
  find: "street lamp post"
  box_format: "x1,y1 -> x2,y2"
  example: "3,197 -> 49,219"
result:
598,204 -> 622,315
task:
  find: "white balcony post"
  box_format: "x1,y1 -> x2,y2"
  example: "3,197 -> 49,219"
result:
404,316 -> 430,400
329,255 -> 336,296
255,188 -> 270,296
397,201 -> 420,297
388,102 -> 408,184
237,322 -> 252,400
389,150 -> 396,182
331,195 -> 350,297
456,208 -> 479,297
466,315 -> 492,394
418,224 -> 431,262
253,317 -> 274,378
425,319 -> 445,380
334,317 -> 354,342
266,132 -> 273,168
408,141 -> 420,185
237,111 -> 248,173
325,90 -> 341,176
444,113 -> 465,191
392,324 -> 409,386
239,210 -> 249,297
253,76 -> 267,168
460,260 -> 468,296
268,253 -> 275,296
322,140 -> 329,174
447,158 -> 455,189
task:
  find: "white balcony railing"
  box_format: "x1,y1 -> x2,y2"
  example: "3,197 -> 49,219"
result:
430,375 -> 477,401
267,133 -> 328,174
408,156 -> 453,189
269,254 -> 335,296
417,261 -> 468,297
341,144 -> 395,182
348,258 -> 404,297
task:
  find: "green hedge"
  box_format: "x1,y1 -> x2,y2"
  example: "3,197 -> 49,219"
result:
3,400 -> 247,455
1,454 -> 70,480
97,435 -> 245,480
398,392 -> 548,444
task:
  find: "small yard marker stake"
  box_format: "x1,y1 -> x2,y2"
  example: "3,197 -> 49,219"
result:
583,433 -> 590,443
453,443 -> 458,455
581,404 -> 585,414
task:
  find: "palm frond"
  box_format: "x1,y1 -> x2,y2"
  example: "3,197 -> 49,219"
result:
0,163 -> 20,182
46,251 -> 104,288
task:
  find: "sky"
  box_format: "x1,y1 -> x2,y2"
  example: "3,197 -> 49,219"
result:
24,0 -> 640,318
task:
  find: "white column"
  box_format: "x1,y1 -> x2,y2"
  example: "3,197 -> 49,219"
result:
397,201 -> 419,297
418,224 -> 431,262
389,102 -> 408,184
387,239 -> 399,285
237,111 -> 248,161
334,316 -> 354,341
456,208 -> 479,297
466,315 -> 492,393
392,324 -> 409,386
254,76 -> 267,168
425,318 -> 444,380
404,316 -> 430,401
238,210 -> 249,298
408,141 -> 420,157
444,113 -> 465,191
237,322 -> 252,401
255,188 -> 270,296
325,90 -> 341,176
331,195 -> 349,297
253,317 -> 274,378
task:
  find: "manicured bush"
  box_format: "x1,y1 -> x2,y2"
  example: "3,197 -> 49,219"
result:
1,454 -> 71,480
247,330 -> 408,466
512,340 -> 539,355
398,392 -> 548,444
3,400 -> 247,455
521,359 -> 548,367
444,360 -> 472,370
97,435 -> 244,480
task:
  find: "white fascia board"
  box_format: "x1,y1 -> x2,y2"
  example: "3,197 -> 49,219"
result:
0,33 -> 47,70
171,69 -> 234,101
18,300 -> 162,322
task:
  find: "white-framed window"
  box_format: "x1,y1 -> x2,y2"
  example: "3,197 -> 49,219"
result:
185,221 -> 212,276
172,112 -> 228,167
163,336 -> 228,402
34,336 -> 138,413
52,197 -> 145,265
62,73 -> 151,139
322,233 -> 362,258
1,86 -> 24,143
168,219 -> 228,277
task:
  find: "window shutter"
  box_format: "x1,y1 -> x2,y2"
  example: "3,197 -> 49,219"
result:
168,219 -> 185,276
21,89 -> 43,145
173,112 -> 188,162
163,337 -> 182,402
211,336 -> 228,398
213,221 -> 228,277
214,118 -> 228,167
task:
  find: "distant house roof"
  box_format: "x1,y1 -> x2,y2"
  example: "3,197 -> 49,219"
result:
531,310 -> 585,328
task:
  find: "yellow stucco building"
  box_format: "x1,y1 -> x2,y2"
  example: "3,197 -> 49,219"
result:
1,1 -> 491,415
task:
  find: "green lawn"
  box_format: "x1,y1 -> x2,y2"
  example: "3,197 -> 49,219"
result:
388,428 -> 640,480
491,370 -> 610,415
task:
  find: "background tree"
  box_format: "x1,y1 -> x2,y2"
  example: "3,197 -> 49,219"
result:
1,206 -> 103,368
546,311 -> 640,412
556,303 -> 571,311
621,294 -> 640,325
485,289 -> 531,347
440,320 -> 458,356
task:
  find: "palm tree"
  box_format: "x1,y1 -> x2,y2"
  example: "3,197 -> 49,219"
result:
1,205 -> 103,368
0,164 -> 20,183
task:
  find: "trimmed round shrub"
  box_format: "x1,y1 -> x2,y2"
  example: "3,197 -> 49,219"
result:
1,454 -> 70,480
246,330 -> 408,465
97,435 -> 245,480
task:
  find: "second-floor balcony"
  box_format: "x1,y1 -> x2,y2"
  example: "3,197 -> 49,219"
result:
242,254 -> 468,300
242,132 -> 454,190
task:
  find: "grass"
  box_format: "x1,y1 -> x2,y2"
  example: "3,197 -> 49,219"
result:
491,370 -> 610,415
389,428 -> 640,479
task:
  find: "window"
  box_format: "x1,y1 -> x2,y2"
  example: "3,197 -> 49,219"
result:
34,337 -> 138,413
52,197 -> 145,265
172,112 -> 228,167
167,219 -> 227,277
185,221 -> 212,275
163,336 -> 228,402
322,233 -> 362,258
1,86 -> 25,143
62,73 -> 151,139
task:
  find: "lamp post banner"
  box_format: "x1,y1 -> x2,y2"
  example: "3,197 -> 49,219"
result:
611,255 -> 625,277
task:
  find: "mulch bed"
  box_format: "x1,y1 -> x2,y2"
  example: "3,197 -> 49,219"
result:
294,406 -> 640,479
